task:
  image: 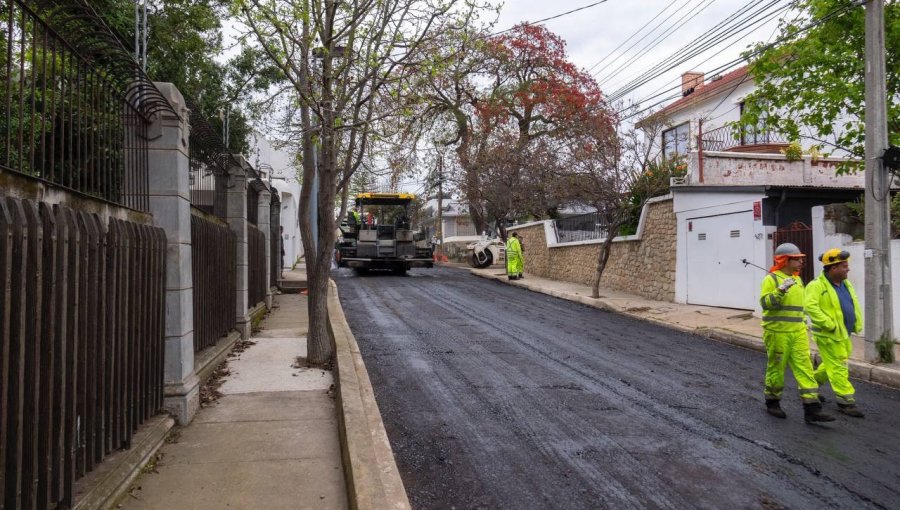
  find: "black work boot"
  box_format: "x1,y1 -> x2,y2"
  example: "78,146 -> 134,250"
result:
766,399 -> 786,419
804,402 -> 836,423
838,404 -> 865,418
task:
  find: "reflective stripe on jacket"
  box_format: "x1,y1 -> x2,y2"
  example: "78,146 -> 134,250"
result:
804,272 -> 863,341
506,237 -> 522,259
759,271 -> 806,332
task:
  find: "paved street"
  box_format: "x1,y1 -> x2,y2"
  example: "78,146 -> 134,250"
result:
335,266 -> 900,510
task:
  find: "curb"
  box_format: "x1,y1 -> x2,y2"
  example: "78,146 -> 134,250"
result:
73,415 -> 174,509
194,330 -> 241,384
470,269 -> 900,391
328,280 -> 411,510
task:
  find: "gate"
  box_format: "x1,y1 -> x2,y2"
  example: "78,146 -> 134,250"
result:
774,221 -> 814,284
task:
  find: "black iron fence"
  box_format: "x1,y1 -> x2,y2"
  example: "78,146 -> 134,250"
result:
191,212 -> 236,352
247,179 -> 260,226
0,0 -> 176,212
554,211 -> 612,244
186,95 -> 234,220
270,190 -> 281,288
247,223 -> 266,308
701,124 -> 789,152
0,196 -> 166,509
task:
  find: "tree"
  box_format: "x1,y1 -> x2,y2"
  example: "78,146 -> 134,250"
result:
91,0 -> 275,153
419,23 -> 609,235
740,0 -> 899,168
234,0 -> 467,364
559,111 -> 673,298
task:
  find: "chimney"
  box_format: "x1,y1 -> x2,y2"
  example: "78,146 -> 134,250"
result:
681,71 -> 704,96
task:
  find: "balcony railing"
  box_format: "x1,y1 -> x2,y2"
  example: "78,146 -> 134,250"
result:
701,124 -> 788,152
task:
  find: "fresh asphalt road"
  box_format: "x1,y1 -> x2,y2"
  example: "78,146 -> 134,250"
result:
334,266 -> 900,510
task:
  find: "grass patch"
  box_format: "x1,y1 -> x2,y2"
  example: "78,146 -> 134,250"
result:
876,333 -> 896,363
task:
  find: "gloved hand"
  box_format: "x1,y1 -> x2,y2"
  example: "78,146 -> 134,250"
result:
777,277 -> 795,292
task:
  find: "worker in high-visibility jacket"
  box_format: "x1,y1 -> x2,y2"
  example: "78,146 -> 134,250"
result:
805,248 -> 865,418
506,232 -> 523,280
759,243 -> 833,422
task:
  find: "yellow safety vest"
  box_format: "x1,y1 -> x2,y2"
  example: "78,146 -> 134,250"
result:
804,272 -> 863,341
759,270 -> 806,332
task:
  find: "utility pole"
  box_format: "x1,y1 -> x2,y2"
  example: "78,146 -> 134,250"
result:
863,0 -> 892,362
436,153 -> 444,259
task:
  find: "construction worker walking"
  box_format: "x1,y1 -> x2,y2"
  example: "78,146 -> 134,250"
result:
759,243 -> 833,422
805,249 -> 865,418
506,232 -> 523,280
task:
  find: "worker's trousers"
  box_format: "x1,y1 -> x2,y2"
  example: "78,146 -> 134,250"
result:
812,334 -> 856,405
506,254 -> 523,277
763,329 -> 819,403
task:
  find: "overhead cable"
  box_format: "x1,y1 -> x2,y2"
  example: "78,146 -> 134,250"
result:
607,0 -> 792,102
585,0 -> 694,76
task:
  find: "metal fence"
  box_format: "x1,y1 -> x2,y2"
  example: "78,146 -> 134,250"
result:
0,0 -> 176,212
269,190 -> 281,288
191,212 -> 236,352
701,124 -> 789,152
0,196 -> 166,509
247,180 -> 260,226
554,211 -> 612,244
247,223 -> 266,309
186,96 -> 233,220
774,221 -> 814,284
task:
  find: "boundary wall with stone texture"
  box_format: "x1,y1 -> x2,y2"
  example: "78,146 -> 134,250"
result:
509,196 -> 676,302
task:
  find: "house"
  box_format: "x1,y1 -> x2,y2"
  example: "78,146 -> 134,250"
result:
251,132 -> 304,269
641,67 -> 865,311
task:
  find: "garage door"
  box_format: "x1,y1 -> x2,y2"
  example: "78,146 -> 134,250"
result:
686,211 -> 757,310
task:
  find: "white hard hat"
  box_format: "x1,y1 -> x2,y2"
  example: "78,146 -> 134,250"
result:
774,243 -> 804,257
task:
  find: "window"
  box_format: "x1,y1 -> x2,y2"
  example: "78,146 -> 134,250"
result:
739,101 -> 770,145
662,122 -> 690,159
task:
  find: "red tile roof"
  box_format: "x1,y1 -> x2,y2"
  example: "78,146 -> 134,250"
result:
656,66 -> 750,117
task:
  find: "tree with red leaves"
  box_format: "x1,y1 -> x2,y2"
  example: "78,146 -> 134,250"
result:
457,23 -> 615,237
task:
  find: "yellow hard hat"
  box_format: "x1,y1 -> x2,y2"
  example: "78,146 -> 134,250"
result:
819,248 -> 850,267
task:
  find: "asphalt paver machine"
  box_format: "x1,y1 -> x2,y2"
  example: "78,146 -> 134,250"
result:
336,192 -> 434,274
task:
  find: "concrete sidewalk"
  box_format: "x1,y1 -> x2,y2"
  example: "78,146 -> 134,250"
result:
469,266 -> 900,390
121,292 -> 347,509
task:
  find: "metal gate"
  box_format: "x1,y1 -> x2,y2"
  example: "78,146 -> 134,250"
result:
774,221 -> 814,284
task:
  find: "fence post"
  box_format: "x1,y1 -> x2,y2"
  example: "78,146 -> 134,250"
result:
145,82 -> 199,425
257,184 -> 273,310
227,157 -> 252,338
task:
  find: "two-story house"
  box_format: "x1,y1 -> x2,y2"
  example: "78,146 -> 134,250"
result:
641,67 -> 865,311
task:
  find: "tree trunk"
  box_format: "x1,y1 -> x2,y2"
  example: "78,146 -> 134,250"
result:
305,256 -> 332,364
591,224 -> 618,299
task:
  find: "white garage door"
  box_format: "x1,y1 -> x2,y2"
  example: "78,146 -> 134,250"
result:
686,211 -> 757,310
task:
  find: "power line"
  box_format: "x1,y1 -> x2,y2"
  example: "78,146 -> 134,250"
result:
618,0 -> 860,121
492,1 -> 613,36
616,2 -> 777,108
586,0 -> 694,75
597,0 -> 721,87
606,0 -> 791,102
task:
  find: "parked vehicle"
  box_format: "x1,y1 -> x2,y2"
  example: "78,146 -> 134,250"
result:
467,235 -> 505,269
335,192 -> 434,274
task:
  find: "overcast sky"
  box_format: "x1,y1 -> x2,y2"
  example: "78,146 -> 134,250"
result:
493,0 -> 788,108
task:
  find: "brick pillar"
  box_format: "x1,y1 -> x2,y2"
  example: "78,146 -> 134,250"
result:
147,82 -> 198,425
257,184 -> 273,309
227,156 -> 252,338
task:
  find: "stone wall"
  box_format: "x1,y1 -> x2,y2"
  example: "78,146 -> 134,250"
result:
513,199 -> 676,302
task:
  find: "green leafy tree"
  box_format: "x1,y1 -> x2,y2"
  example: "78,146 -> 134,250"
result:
740,0 -> 899,170
93,0 -> 276,152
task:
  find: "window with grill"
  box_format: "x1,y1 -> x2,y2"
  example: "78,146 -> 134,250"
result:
663,122 -> 691,159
